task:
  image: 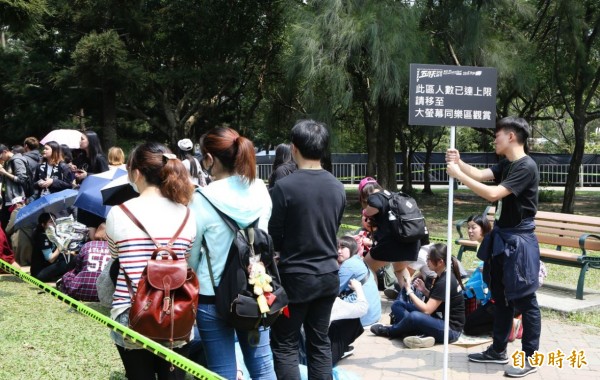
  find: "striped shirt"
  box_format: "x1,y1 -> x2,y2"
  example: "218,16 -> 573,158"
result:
105,196 -> 196,320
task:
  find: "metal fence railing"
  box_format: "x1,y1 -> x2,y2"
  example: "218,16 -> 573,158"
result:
257,163 -> 600,187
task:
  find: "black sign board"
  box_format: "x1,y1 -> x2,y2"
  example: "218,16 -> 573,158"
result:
408,64 -> 497,128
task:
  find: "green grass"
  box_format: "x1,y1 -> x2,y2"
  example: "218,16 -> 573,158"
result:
0,277 -> 126,380
1,187 -> 598,378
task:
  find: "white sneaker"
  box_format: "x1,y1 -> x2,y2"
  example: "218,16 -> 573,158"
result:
403,335 -> 435,349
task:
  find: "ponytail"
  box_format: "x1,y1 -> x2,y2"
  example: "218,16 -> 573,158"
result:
200,127 -> 257,182
233,136 -> 256,182
428,243 -> 465,291
450,256 -> 465,291
186,152 -> 199,178
129,142 -> 194,206
160,156 -> 195,205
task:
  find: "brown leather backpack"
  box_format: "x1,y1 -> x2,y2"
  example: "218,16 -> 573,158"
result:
120,205 -> 199,346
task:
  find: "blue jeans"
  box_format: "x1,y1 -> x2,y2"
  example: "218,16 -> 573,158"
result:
196,303 -> 276,380
389,299 -> 461,343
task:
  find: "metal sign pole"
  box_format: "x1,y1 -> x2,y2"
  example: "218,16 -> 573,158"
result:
443,125 -> 456,380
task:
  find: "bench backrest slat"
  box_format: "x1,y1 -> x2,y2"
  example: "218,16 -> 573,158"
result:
480,206 -> 600,251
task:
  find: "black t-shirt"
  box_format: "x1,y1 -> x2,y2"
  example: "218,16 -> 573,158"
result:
490,156 -> 539,228
269,169 -> 346,276
366,191 -> 421,262
366,191 -> 393,243
428,271 -> 465,332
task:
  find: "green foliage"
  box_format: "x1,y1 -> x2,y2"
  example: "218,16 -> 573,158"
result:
0,0 -> 49,35
71,30 -> 129,87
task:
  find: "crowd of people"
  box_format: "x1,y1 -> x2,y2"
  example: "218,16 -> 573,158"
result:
0,116 -> 543,379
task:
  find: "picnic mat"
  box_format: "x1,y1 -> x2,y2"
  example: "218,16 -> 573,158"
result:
451,333 -> 493,347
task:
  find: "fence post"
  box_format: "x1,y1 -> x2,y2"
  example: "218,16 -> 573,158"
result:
351,164 -> 355,184
579,165 -> 584,188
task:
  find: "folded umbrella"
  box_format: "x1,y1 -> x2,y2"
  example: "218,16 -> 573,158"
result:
14,189 -> 79,230
40,129 -> 83,149
74,169 -> 127,218
100,174 -> 139,206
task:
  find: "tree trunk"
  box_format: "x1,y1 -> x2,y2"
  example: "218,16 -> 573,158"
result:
376,99 -> 398,191
397,126 -> 414,194
363,100 -> 377,177
422,146 -> 434,195
102,84 -> 117,150
402,147 -> 415,194
561,116 -> 586,214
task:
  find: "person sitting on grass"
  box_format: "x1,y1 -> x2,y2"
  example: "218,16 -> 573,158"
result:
370,243 -> 465,349
30,213 -> 74,282
58,223 -> 110,302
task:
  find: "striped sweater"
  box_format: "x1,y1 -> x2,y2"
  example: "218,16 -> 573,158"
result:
105,196 -> 196,320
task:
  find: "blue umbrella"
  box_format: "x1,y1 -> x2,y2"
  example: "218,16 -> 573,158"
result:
74,169 -> 127,218
14,189 -> 79,230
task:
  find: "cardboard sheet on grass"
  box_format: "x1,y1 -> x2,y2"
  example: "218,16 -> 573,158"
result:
451,333 -> 492,347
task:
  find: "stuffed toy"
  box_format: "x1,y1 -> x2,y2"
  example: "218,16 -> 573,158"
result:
248,262 -> 273,313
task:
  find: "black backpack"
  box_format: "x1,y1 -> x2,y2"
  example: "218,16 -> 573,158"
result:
380,190 -> 428,243
199,193 -> 288,333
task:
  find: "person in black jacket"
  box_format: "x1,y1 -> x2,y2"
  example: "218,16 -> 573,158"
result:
33,141 -> 73,198
269,120 -> 346,380
72,131 -> 109,239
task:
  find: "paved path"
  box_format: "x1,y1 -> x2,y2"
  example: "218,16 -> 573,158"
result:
336,296 -> 600,380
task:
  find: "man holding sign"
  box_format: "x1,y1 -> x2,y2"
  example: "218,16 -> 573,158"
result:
446,116 -> 541,378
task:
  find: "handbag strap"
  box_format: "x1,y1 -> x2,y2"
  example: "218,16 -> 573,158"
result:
118,204 -> 190,297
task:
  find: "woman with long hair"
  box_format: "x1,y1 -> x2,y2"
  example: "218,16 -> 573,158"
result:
73,131 -> 109,237
105,142 -> 196,380
73,131 -> 109,182
188,127 -> 275,379
33,141 -> 73,198
268,143 -> 296,189
370,243 -> 466,349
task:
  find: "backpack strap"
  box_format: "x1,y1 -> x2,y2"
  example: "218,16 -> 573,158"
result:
197,191 -> 259,289
118,204 -> 190,297
119,204 -> 190,253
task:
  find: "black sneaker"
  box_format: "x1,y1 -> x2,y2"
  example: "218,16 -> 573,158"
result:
468,345 -> 509,364
384,287 -> 399,300
340,345 -> 355,360
370,323 -> 390,337
504,362 -> 538,377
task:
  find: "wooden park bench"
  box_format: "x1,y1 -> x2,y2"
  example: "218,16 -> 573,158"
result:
455,206 -> 600,300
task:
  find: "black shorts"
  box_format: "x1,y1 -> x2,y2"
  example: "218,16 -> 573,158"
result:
369,239 -> 420,262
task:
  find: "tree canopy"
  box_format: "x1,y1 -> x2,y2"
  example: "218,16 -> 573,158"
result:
1,0 -> 599,211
